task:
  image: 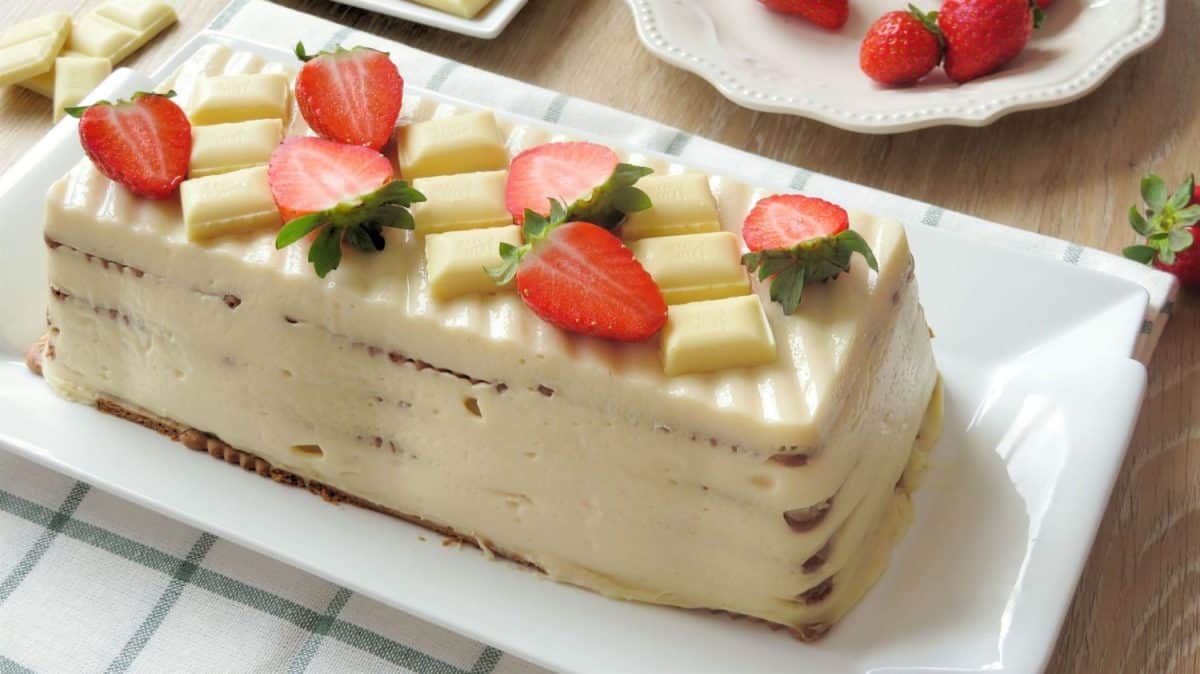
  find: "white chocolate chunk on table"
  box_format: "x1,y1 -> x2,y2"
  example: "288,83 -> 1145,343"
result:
52,56 -> 111,122
0,12 -> 70,88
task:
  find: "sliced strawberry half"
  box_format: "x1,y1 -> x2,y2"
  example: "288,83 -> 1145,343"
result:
269,136 -> 424,278
294,43 -> 404,151
740,194 -> 877,314
268,136 -> 395,221
67,92 -> 191,200
489,203 -> 666,341
505,142 -> 620,224
743,194 -> 850,252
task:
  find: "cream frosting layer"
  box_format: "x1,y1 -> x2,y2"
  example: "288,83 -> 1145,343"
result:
43,241 -> 940,627
39,43 -> 943,632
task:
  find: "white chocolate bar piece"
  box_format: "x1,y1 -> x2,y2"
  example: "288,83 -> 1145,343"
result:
189,119 -> 283,178
409,0 -> 494,18
411,170 -> 512,235
181,166 -> 282,242
621,173 -> 721,241
630,232 -> 750,305
661,295 -> 777,376
0,13 -> 70,88
396,110 -> 509,179
187,73 -> 291,126
67,1 -> 177,65
52,56 -> 111,123
21,50 -> 84,98
425,225 -> 522,300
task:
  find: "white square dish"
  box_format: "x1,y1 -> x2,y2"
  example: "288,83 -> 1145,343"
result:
0,33 -> 1150,674
325,0 -> 529,39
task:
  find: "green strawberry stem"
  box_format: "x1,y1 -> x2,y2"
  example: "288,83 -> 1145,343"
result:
1123,174 -> 1199,267
487,162 -> 654,285
275,180 -> 425,278
63,90 -> 177,118
908,4 -> 944,50
742,230 -> 879,315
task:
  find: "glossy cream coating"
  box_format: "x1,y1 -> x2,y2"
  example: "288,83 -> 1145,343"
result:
41,44 -> 942,632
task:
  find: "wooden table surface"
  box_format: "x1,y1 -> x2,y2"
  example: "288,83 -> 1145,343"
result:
1,1 -> 1196,672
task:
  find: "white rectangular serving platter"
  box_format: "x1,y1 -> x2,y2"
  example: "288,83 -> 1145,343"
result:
325,0 -> 528,39
0,32 -> 1150,674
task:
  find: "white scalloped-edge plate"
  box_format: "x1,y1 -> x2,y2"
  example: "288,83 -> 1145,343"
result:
625,0 -> 1165,133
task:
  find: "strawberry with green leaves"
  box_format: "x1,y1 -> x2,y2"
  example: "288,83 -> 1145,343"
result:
1124,174 -> 1200,287
489,201 -> 667,341
269,136 -> 424,278
740,195 -> 878,314
860,5 -> 944,87
505,141 -> 653,229
294,43 -> 404,151
66,91 -> 191,200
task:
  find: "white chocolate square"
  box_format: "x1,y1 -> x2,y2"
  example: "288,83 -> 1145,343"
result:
621,173 -> 721,241
411,170 -> 512,235
425,225 -> 522,300
189,119 -> 283,178
20,49 -> 83,98
52,56 -> 111,123
67,1 -> 176,64
66,14 -> 137,61
396,110 -> 509,179
661,295 -> 776,376
630,232 -> 750,305
187,73 -> 291,126
181,166 -> 282,242
409,0 -> 493,18
96,0 -> 177,32
0,13 -> 70,88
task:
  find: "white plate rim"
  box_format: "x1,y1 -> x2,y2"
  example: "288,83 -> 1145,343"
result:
623,0 -> 1167,133
326,0 -> 530,39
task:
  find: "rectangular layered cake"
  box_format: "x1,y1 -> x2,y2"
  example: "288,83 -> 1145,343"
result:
34,44 -> 941,639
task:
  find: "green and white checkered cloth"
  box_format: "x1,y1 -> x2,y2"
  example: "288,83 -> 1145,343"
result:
0,0 -> 1178,671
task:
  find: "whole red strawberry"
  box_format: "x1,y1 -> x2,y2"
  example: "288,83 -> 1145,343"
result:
760,0 -> 849,29
1124,175 -> 1200,287
489,201 -> 667,341
67,92 -> 191,200
937,0 -> 1033,83
740,194 -> 878,314
294,43 -> 404,152
860,6 -> 943,86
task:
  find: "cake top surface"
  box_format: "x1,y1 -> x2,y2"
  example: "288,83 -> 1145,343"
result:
45,44 -> 920,453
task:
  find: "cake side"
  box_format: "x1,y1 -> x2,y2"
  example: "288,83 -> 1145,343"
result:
37,42 -> 944,639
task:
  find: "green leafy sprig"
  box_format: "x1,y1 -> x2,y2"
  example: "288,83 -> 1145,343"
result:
1123,174 -> 1199,267
275,180 -> 426,278
742,230 -> 879,315
487,162 -> 654,285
